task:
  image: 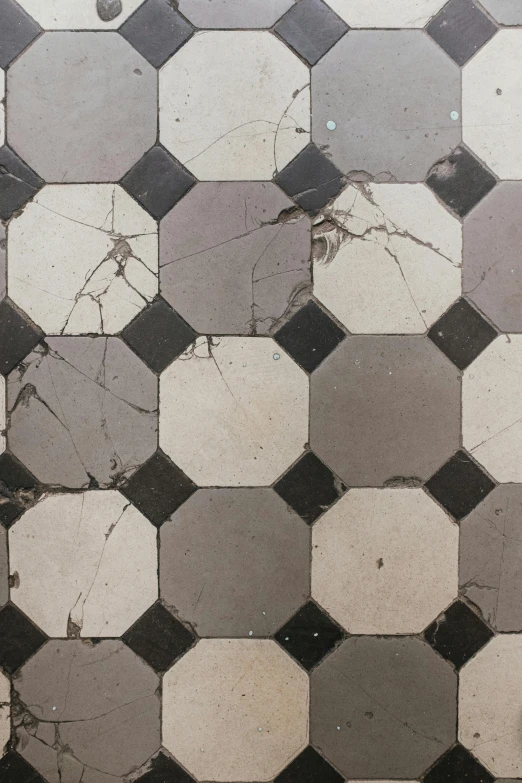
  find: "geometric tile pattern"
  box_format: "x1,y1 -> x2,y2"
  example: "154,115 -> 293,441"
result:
0,1 -> 520,778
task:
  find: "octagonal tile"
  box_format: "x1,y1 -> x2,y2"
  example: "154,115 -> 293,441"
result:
0,70 -> 4,149
312,488 -> 458,634
14,640 -> 160,782
324,0 -> 447,27
9,491 -> 157,638
159,336 -> 308,486
463,334 -> 522,482
159,31 -> 310,180
178,0 -> 294,27
160,488 -> 309,637
310,336 -> 460,486
0,670 -> 8,758
8,185 -> 158,335
160,182 -> 311,335
478,0 -> 522,24
314,183 -> 461,333
7,337 -> 158,488
312,31 -> 460,181
163,639 -> 308,782
16,0 -> 145,28
7,32 -> 156,182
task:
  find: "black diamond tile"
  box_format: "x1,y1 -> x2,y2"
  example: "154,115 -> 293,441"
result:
274,451 -> 346,524
274,0 -> 348,66
426,451 -> 496,521
424,600 -> 494,669
0,300 -> 43,376
423,744 -> 494,783
0,752 -> 47,783
275,601 -> 344,670
121,298 -> 197,373
426,146 -> 496,218
274,745 -> 344,783
121,449 -> 197,526
135,751 -> 195,783
121,145 -> 195,219
0,146 -> 44,221
0,452 -> 38,492
275,144 -> 344,214
122,601 -> 196,672
0,604 -> 46,674
119,0 -> 193,68
0,1 -> 41,69
427,0 -> 497,67
274,300 -> 345,373
428,299 -> 498,371
0,498 -> 23,529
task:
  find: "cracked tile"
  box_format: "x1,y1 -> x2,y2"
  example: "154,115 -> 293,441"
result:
324,0 -> 448,27
177,0 -> 294,28
7,337 -> 158,488
159,31 -> 310,180
15,0 -> 145,28
8,32 -> 157,182
159,336 -> 308,486
159,182 -> 311,335
274,143 -> 344,214
162,639 -> 308,782
8,185 -> 158,335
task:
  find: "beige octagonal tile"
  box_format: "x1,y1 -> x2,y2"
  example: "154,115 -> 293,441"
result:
325,0 -> 447,26
159,336 -> 308,486
159,31 -> 310,180
163,639 -> 309,782
312,488 -> 458,634
16,0 -> 146,28
9,491 -> 157,638
0,670 -> 9,757
0,375 -> 5,456
0,70 -> 4,148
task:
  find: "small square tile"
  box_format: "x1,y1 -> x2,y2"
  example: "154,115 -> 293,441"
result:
426,146 -> 497,218
427,0 -> 497,66
0,452 -> 38,492
425,450 -> 496,520
121,449 -> 197,527
274,451 -> 346,524
121,145 -> 196,219
424,600 -> 494,669
423,744 -> 494,783
274,601 -> 344,670
274,745 -> 343,783
0,604 -> 46,674
0,752 -> 47,783
274,300 -> 345,373
119,0 -> 193,68
0,301 -> 43,376
121,298 -> 197,374
0,0 -> 40,69
135,751 -> 196,783
0,146 -> 44,221
428,299 -> 498,371
274,0 -> 348,66
122,601 -> 196,672
275,144 -> 344,214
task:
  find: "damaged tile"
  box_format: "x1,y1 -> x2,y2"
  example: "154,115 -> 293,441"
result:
159,182 -> 311,335
312,31 -> 461,181
324,0 -> 448,27
274,601 -> 345,670
177,0 -> 294,28
0,0 -> 40,69
274,143 -> 344,214
426,146 -> 496,218
15,0 -> 145,28
162,639 -> 308,782
159,336 -> 308,486
274,0 -> 348,66
8,32 -> 157,182
159,31 -> 310,180
8,185 -> 158,335
424,600 -> 494,669
7,337 -> 158,488
313,183 -> 461,334
426,0 -> 497,67
120,0 -> 193,68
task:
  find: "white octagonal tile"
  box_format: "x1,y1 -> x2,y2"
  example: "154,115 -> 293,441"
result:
16,0 -> 146,29
324,0 -> 447,27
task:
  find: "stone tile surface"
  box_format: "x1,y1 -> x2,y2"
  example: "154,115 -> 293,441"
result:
177,0 -> 294,28
479,0 -> 522,23
16,0 -> 145,28
324,0 -> 447,26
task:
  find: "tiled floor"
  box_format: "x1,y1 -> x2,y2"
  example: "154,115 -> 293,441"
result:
0,0 -> 521,781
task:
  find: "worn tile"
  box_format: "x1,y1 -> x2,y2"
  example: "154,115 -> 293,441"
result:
424,745 -> 494,783
160,489 -> 309,637
0,604 -> 46,674
463,31 -> 522,179
0,452 -> 38,531
8,32 -> 157,182
9,184 -> 158,335
312,32 -> 461,181
160,337 -> 308,486
159,182 -> 311,335
0,300 -> 43,376
162,639 -> 308,782
0,1 -> 40,68
459,635 -> 522,777
274,601 -> 344,670
460,485 -> 522,631
119,0 -> 193,68
463,335 -> 522,482
310,336 -> 460,486
275,746 -> 343,783
314,183 -> 461,333
424,600 -> 494,669
274,0 -> 348,66
425,450 -> 495,520
122,299 -> 197,374
274,143 -> 344,214
273,450 -> 346,524
16,0 -> 145,28
313,489 -> 458,634
120,146 -> 196,220
427,0 -> 497,66
159,32 -> 310,180
122,601 -> 196,673
274,300 -> 345,373
311,636 -> 456,779
324,0 -> 448,27
7,337 -> 158,488
426,146 -> 497,218
15,640 -> 161,782
479,0 -> 522,23
134,752 -> 196,783
0,146 -> 44,221
9,491 -> 157,637
428,298 -> 498,370
177,0 -> 294,28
